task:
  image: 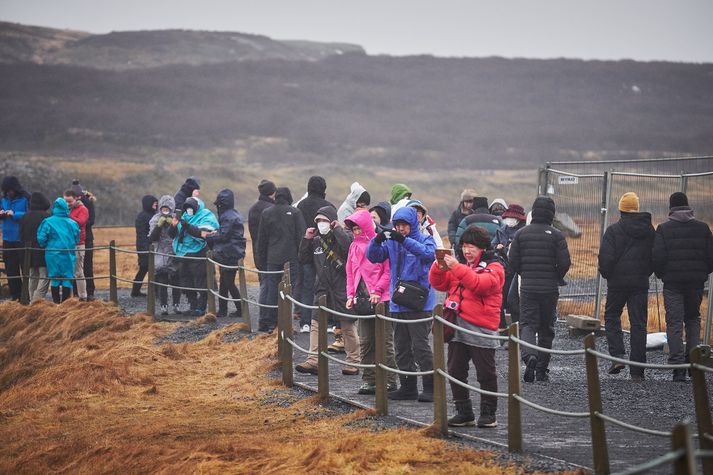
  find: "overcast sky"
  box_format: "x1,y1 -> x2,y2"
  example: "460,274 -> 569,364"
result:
2,0 -> 712,62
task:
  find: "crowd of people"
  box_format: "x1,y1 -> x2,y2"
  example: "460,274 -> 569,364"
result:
2,173 -> 712,428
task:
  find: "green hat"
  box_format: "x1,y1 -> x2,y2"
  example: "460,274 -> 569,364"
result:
390,183 -> 412,205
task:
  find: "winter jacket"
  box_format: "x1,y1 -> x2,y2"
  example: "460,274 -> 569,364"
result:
20,192 -> 51,268
508,198 -> 571,294
429,251 -> 505,331
37,198 -> 80,281
1,176 -> 30,243
81,194 -> 96,244
456,210 -> 502,244
370,201 -> 392,232
405,199 -> 445,248
345,210 -> 390,302
299,206 -> 352,309
598,212 -> 655,290
255,187 -> 306,270
653,206 -> 713,290
148,195 -> 176,272
174,177 -> 200,211
69,200 -> 89,246
297,176 -> 334,228
337,182 -> 367,223
205,189 -> 247,261
447,206 -> 472,247
135,195 -> 157,252
248,195 -> 274,260
170,198 -> 219,257
367,206 -> 436,313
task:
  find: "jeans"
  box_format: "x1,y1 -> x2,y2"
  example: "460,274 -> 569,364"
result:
604,288 -> 648,375
519,291 -> 558,370
664,288 -> 703,365
447,341 -> 498,408
392,311 -> 433,373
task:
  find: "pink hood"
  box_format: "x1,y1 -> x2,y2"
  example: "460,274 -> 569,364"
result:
345,210 -> 390,301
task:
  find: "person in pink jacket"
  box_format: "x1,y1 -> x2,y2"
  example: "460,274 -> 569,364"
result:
344,209 -> 399,395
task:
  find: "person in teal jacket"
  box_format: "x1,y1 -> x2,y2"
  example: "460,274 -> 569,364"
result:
37,198 -> 80,303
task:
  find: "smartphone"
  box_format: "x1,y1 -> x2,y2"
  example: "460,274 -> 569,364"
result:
435,248 -> 453,270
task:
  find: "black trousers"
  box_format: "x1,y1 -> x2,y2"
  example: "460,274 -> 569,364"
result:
447,341 -> 498,409
215,253 -> 241,316
177,253 -> 207,311
519,291 -> 558,370
604,288 -> 648,375
84,242 -> 95,296
664,287 -> 703,366
2,240 -> 24,300
132,252 -> 149,293
155,269 -> 181,307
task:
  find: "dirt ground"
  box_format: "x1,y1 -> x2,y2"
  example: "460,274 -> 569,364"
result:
0,299 -> 574,474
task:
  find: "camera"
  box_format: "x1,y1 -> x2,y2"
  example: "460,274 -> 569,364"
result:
445,299 -> 459,311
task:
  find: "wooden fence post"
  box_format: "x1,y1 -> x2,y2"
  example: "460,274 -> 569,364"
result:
431,305 -> 448,436
690,346 -> 713,474
238,258 -> 251,332
671,423 -> 696,475
109,240 -> 118,305
317,294 -> 329,401
146,244 -> 155,317
374,302 -> 388,416
205,251 -> 216,315
20,241 -> 31,305
584,333 -> 609,475
508,322 -> 523,453
281,281 -> 294,387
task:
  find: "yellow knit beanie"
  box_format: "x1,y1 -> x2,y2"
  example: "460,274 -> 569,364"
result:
619,192 -> 640,213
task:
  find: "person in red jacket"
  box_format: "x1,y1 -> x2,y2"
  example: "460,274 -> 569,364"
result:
64,189 -> 89,300
429,225 -> 504,428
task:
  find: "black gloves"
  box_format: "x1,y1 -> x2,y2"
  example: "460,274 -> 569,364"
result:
375,231 -> 387,244
390,230 -> 405,243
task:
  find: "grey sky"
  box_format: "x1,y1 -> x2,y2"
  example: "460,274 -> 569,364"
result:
2,0 -> 712,62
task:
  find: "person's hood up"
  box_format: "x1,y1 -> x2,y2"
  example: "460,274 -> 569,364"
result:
344,182 -> 367,208
345,209 -> 376,241
52,197 -> 70,218
370,201 -> 391,225
619,211 -> 653,239
406,199 -> 428,219
531,196 -> 555,225
215,189 -> 235,212
275,187 -> 293,205
314,205 -> 338,223
258,179 -> 276,197
185,176 -> 201,191
390,184 -> 412,205
157,194 -> 176,212
669,206 -> 695,223
489,198 -> 507,212
142,195 -> 158,213
1,176 -> 30,198
307,176 -> 327,198
29,192 -> 50,211
392,206 -> 421,238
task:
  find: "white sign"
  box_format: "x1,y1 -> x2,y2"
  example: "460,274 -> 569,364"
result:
558,176 -> 579,185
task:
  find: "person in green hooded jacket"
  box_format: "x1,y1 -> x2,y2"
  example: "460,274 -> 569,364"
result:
389,183 -> 413,220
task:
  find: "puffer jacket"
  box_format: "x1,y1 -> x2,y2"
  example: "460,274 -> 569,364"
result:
653,206 -> 713,290
205,189 -> 246,261
1,176 -> 30,242
135,195 -> 157,252
255,187 -> 306,269
429,250 -> 505,331
297,176 -> 334,228
367,206 -> 436,313
447,206 -> 472,247
598,211 -> 655,290
20,192 -> 51,268
148,195 -> 176,272
337,181 -> 367,224
248,185 -> 275,259
299,205 -> 352,309
345,209 -> 390,302
37,198 -> 80,280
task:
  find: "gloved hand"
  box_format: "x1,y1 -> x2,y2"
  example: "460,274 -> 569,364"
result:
390,230 -> 405,243
374,231 -> 387,244
158,216 -> 171,227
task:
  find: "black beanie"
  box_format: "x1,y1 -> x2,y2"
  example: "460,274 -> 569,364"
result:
258,179 -> 277,196
531,196 -> 556,225
473,196 -> 488,210
669,192 -> 688,208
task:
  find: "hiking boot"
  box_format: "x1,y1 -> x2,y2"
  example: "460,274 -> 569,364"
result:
342,366 -> 359,376
300,324 -> 311,334
328,331 -> 345,353
477,403 -> 498,428
608,362 -> 626,375
536,368 -> 550,382
388,376 -> 418,400
418,375 -> 434,402
358,383 -> 376,395
295,361 -> 318,375
172,304 -> 182,315
448,399 -> 475,427
523,357 -> 537,383
160,305 -> 169,316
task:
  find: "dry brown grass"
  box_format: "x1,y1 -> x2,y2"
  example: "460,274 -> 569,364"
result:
0,300 -> 577,474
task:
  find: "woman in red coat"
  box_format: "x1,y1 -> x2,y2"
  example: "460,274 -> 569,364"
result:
429,225 -> 504,428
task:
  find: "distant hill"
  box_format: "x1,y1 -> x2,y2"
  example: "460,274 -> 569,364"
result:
0,21 -> 365,69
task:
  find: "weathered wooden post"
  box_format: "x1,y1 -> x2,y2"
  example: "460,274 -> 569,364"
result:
374,302 -> 388,416
205,251 -> 216,315
431,305 -> 448,436
508,322 -> 523,452
281,281 -> 294,387
109,240 -> 118,305
317,294 -> 329,401
671,423 -> 695,475
690,346 -> 713,474
584,333 -> 609,475
146,244 -> 156,317
20,241 -> 31,305
237,258 -> 251,331
277,279 -> 285,361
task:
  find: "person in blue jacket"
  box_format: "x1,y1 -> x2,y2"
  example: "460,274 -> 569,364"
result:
37,198 -> 80,303
1,176 -> 31,301
367,206 -> 436,403
168,197 -> 218,316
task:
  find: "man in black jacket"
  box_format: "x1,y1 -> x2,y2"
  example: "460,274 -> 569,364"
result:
205,189 -> 247,318
447,189 -> 476,247
20,192 -> 51,302
295,176 -> 334,331
70,180 -> 97,300
509,196 -> 571,383
255,187 -> 305,332
598,192 -> 654,380
132,195 -> 158,297
248,179 -> 276,327
653,192 -> 713,381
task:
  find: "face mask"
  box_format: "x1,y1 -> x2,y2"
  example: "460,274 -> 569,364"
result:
185,208 -> 195,216
317,222 -> 331,235
504,218 -> 519,227
161,210 -> 170,216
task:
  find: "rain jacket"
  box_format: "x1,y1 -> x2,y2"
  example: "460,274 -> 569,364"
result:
135,195 -> 157,252
345,210 -> 390,302
20,192 -> 51,268
337,181 -> 367,224
171,198 -> 219,257
367,207 -> 436,313
37,198 -> 80,285
297,176 -> 334,228
1,176 -> 30,242
429,250 -> 505,331
389,184 -> 413,219
406,199 -> 444,248
205,189 -> 247,261
148,195 -> 176,272
174,176 -> 200,211
68,200 -> 89,246
255,187 -> 306,270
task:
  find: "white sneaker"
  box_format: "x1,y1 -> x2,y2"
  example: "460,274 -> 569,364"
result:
327,326 -> 336,334
300,324 -> 310,333
160,305 -> 168,316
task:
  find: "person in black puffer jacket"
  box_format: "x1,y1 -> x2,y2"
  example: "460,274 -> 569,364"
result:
598,192 -> 654,380
255,187 -> 305,332
653,192 -> 713,381
508,196 -> 570,383
20,192 -> 51,301
295,176 -> 335,329
132,195 -> 158,297
205,189 -> 247,318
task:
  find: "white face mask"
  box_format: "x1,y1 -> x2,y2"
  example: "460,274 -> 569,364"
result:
317,222 -> 331,235
185,208 -> 195,216
503,217 -> 519,228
